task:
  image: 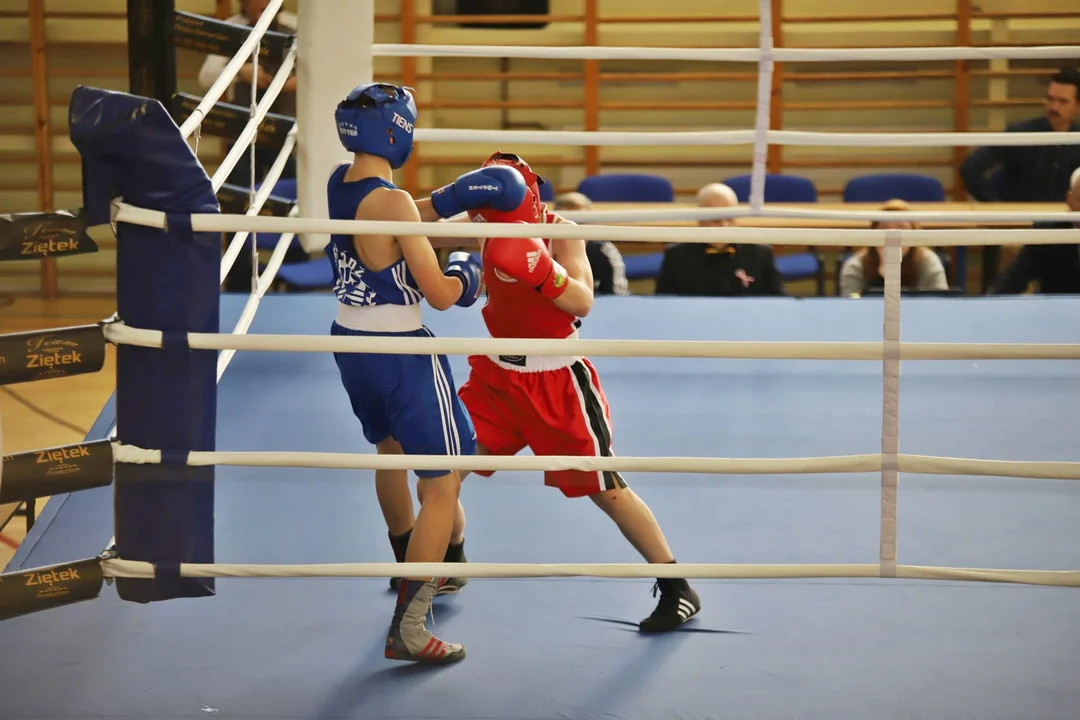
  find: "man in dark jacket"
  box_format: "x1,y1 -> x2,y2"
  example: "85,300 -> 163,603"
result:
655,183 -> 784,297
961,67 -> 1080,290
990,168 -> 1080,295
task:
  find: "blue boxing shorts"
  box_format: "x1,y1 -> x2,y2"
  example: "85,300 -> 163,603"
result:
331,321 -> 477,478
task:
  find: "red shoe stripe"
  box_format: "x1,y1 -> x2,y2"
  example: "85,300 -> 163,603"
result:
419,636 -> 438,657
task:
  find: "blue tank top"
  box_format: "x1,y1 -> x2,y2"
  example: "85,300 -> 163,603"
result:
324,165 -> 423,307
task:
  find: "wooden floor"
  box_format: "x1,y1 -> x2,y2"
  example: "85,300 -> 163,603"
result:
0,295 -> 119,568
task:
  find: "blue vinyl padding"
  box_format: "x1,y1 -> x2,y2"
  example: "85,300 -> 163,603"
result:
3,294 -> 1079,720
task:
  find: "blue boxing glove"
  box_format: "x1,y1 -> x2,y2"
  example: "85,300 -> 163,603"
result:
444,251 -> 483,308
430,166 -> 527,219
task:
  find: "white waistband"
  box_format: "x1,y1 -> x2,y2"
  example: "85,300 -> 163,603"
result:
336,303 -> 423,332
487,330 -> 581,373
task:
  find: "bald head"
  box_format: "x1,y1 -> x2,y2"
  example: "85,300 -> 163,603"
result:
1071,166 -> 1080,193
697,183 -> 739,208
1068,167 -> 1080,213
696,183 -> 738,227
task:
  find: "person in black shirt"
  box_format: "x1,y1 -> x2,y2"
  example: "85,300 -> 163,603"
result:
960,67 -> 1080,203
554,192 -> 629,295
990,167 -> 1080,295
655,183 -> 784,297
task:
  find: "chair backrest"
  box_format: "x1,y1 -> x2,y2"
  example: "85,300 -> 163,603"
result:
722,173 -> 818,203
538,179 -> 556,203
842,173 -> 946,203
255,177 -> 298,202
577,173 -> 675,202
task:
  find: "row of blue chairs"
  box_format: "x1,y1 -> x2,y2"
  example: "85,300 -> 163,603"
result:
255,172 -> 951,293
586,172 -> 949,294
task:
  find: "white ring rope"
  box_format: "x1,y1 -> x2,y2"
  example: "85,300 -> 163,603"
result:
109,444 -> 1080,480
179,0 -> 285,140
100,324 -> 1080,361
749,0 -> 773,213
553,207 -> 1080,225
94,558 -> 1080,587
88,12 -> 1080,593
412,127 -> 1080,147
372,43 -> 1080,64
217,205 -> 300,382
210,40 -> 298,193
114,206 -> 1080,247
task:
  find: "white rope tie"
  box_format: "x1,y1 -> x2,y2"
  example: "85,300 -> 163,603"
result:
879,229 -> 903,578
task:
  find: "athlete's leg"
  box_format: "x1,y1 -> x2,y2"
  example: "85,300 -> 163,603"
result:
382,437 -> 467,592
532,359 -> 701,632
589,486 -> 675,563
385,468 -> 467,664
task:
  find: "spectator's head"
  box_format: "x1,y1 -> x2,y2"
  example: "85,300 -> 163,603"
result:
871,199 -> 919,257
555,192 -> 592,212
1047,67 -> 1080,132
240,0 -> 271,22
695,183 -> 738,228
860,200 -> 929,287
1068,167 -> 1080,213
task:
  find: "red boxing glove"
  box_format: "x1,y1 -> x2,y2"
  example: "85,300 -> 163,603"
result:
485,236 -> 569,299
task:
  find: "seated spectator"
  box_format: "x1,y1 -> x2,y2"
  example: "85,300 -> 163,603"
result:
655,183 -> 784,297
838,199 -> 949,297
554,192 -> 629,296
989,166 -> 1080,295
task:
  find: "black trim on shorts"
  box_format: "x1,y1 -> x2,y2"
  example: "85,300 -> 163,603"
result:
569,361 -> 627,492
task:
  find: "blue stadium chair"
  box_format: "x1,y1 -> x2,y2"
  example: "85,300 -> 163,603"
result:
577,173 -> 675,203
539,180 -> 555,203
577,174 -> 674,280
722,173 -> 825,295
252,177 -> 301,252
842,173 -> 946,203
275,256 -> 334,290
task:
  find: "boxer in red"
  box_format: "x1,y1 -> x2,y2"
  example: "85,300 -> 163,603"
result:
456,152 -> 701,632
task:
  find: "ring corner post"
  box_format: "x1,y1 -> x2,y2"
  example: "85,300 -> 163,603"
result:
295,0 -> 369,254
68,85 -> 219,604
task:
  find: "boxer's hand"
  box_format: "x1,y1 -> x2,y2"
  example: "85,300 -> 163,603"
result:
430,166 -> 527,219
486,237 -> 568,299
444,251 -> 483,307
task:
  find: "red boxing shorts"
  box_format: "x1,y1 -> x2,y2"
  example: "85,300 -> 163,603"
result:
457,354 -> 628,497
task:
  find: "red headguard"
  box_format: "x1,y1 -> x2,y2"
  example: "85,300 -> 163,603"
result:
468,151 -> 546,224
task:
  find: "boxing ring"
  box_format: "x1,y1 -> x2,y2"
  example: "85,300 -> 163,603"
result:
2,1 -> 1080,718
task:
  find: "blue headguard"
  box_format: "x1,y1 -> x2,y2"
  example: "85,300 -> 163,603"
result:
335,83 -> 418,169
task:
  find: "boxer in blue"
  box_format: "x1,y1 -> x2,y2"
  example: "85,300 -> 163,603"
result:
328,82 -> 526,663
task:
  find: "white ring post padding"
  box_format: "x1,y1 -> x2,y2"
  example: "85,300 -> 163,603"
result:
219,125 -> 298,284
110,444 -> 1080,480
372,43 -> 1080,64
98,324 -> 1080,360
210,40 -> 298,192
96,558 -> 1080,587
179,0 -> 285,140
113,205 -> 1080,247
412,127 -> 1080,147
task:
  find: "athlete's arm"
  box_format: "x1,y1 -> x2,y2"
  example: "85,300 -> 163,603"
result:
426,213 -> 480,250
364,189 -> 465,311
549,237 -> 595,318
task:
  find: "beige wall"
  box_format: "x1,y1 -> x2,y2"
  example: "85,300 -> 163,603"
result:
0,0 -> 1077,292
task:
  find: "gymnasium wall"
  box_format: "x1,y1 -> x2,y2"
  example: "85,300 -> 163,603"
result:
0,0 -> 1077,293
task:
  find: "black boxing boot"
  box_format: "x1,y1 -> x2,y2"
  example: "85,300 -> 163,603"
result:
389,530 -> 468,595
638,561 -> 701,632
437,539 -> 468,595
388,529 -> 411,591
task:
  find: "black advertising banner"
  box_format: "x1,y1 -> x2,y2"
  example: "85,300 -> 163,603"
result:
0,325 -> 107,386
216,183 -> 296,216
0,440 -> 114,505
170,92 -> 293,148
0,210 -> 98,262
170,11 -> 292,65
0,558 -> 104,622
